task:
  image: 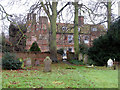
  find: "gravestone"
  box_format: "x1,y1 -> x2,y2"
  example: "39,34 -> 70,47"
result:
43,56 -> 52,72
107,58 -> 113,67
83,54 -> 88,64
26,58 -> 31,66
35,60 -> 40,66
79,53 -> 83,60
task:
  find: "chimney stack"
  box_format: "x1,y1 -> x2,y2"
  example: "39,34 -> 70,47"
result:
33,13 -> 36,23
78,16 -> 84,26
39,16 -> 48,24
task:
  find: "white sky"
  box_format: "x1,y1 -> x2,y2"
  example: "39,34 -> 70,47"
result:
0,0 -> 120,35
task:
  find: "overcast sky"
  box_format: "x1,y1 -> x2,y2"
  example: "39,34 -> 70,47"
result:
0,0 -> 120,35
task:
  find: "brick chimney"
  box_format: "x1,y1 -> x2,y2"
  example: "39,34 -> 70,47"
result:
78,16 -> 84,26
32,13 -> 36,23
39,16 -> 48,29
27,13 -> 36,22
39,16 -> 48,24
26,13 -> 36,31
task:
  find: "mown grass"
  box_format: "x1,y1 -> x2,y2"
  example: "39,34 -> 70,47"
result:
2,62 -> 118,88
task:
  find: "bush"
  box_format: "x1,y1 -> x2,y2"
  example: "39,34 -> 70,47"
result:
30,41 -> 41,52
87,59 -> 96,65
57,48 -> 64,55
79,43 -> 88,54
69,60 -> 85,65
2,52 -> 22,70
88,17 -> 120,66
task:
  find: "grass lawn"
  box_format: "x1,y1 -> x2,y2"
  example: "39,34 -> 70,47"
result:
2,62 -> 118,88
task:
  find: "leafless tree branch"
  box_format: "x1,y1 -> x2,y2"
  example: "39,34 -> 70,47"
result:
57,2 -> 71,15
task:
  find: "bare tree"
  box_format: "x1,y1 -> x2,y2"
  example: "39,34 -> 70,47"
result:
85,0 -> 118,29
0,3 -> 28,52
29,1 -> 71,62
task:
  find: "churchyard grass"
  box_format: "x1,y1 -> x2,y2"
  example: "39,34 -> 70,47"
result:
2,62 -> 118,88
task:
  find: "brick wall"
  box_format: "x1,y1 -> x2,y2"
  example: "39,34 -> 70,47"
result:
15,52 -> 62,66
1,52 -> 62,66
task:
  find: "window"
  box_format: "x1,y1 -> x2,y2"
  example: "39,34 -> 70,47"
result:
68,48 -> 72,52
84,40 -> 89,44
84,36 -> 89,44
36,27 -> 39,31
68,35 -> 73,43
44,36 -> 48,40
64,35 -> 67,40
85,36 -> 89,40
62,26 -> 67,31
91,27 -> 97,31
78,27 -> 80,32
39,34 -> 42,39
68,47 -> 73,52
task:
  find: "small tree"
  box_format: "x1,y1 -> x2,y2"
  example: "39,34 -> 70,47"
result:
30,41 -> 41,52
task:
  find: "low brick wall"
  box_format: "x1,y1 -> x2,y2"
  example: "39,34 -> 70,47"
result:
1,52 -> 62,66
15,52 -> 62,66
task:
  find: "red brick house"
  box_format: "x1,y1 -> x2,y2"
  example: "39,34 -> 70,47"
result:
25,13 -> 106,52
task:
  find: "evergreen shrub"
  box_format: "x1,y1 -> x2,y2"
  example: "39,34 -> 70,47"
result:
30,41 -> 41,52
88,17 -> 120,66
2,52 -> 22,70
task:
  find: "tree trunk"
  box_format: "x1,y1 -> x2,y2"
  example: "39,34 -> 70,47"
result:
49,2 -> 58,63
74,2 -> 79,59
107,1 -> 111,30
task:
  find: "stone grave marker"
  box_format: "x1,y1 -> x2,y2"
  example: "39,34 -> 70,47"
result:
107,58 -> 113,67
35,60 -> 40,66
84,54 -> 88,64
79,53 -> 83,60
43,56 -> 52,72
26,58 -> 31,66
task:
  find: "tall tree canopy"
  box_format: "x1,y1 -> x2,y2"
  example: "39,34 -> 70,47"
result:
88,17 -> 120,66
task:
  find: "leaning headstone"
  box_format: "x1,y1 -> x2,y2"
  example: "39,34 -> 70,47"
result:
83,54 -> 88,64
26,58 -> 31,66
43,56 -> 52,72
79,53 -> 83,61
35,60 -> 40,66
107,58 -> 113,67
